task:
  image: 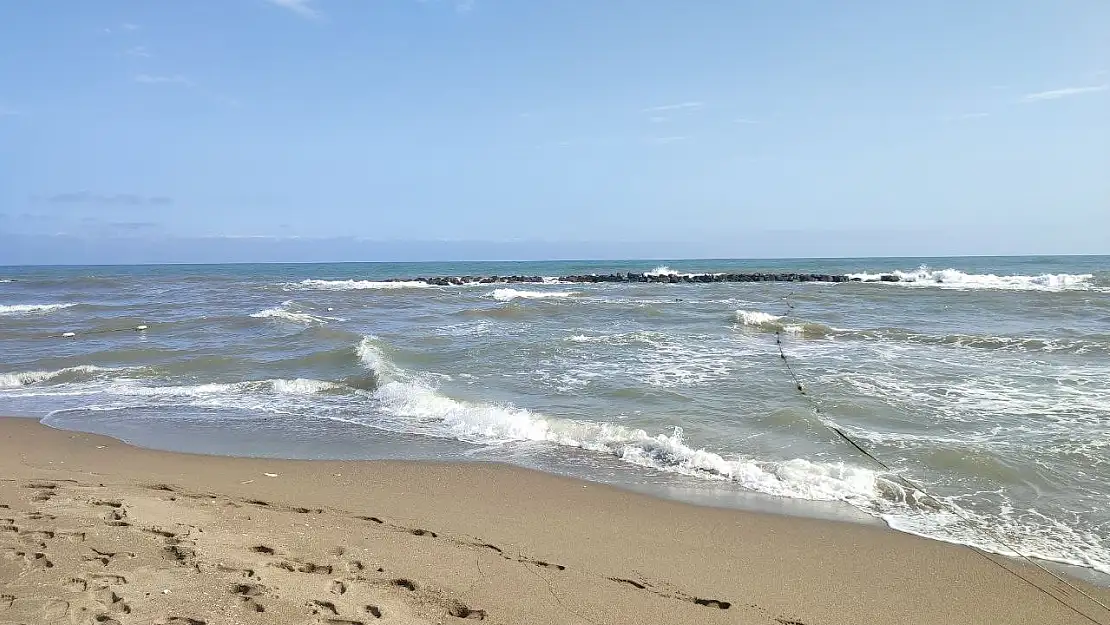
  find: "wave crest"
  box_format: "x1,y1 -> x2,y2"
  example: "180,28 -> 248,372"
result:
490,288 -> 576,302
251,300 -> 343,324
291,279 -> 431,291
0,365 -> 118,389
0,303 -> 75,315
848,266 -> 1095,291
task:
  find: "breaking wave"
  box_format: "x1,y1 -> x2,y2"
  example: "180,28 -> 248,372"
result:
0,303 -> 76,315
250,301 -> 343,324
733,310 -> 834,337
0,365 -> 119,389
354,335 -> 910,509
490,288 -> 576,302
847,266 -> 1095,291
290,279 -> 432,291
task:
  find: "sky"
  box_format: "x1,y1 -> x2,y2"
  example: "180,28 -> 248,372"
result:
1,0 -> 1108,264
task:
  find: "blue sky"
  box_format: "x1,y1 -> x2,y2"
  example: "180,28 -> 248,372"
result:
1,0 -> 1108,263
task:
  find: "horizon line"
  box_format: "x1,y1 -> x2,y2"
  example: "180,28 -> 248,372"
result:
1,252 -> 1106,269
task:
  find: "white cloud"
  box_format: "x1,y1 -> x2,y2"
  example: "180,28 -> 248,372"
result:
104,23 -> 140,34
647,136 -> 687,145
649,116 -> 667,123
643,101 -> 703,113
734,118 -> 759,125
134,74 -> 194,86
1022,84 -> 1108,102
266,0 -> 321,19
124,46 -> 151,58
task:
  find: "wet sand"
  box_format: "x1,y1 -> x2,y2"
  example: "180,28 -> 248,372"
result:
1,417 -> 1107,625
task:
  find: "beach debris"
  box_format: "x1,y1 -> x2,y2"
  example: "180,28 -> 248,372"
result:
263,472 -> 278,477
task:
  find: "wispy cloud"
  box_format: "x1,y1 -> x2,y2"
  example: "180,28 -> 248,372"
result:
647,136 -> 687,145
124,46 -> 152,58
265,0 -> 321,19
648,116 -> 668,123
0,106 -> 19,117
134,74 -> 193,86
734,118 -> 759,125
104,23 -> 140,35
45,192 -> 173,207
643,101 -> 703,113
1022,84 -> 1108,102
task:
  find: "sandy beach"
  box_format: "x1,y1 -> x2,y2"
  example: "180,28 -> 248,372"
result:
1,417 -> 1107,625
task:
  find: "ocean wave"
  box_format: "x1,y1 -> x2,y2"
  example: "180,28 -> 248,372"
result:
75,378 -> 341,399
645,265 -> 681,277
0,365 -> 119,389
733,309 -> 1109,354
490,288 -> 576,302
356,334 -> 901,506
290,279 -> 432,291
0,303 -> 76,315
847,266 -> 1095,291
733,309 -> 833,337
356,336 -> 1110,573
250,300 -> 343,324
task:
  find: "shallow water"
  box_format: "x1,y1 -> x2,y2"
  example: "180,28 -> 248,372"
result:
2,256 -> 1108,578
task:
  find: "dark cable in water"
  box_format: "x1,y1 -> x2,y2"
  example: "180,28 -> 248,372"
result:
773,291 -> 1110,625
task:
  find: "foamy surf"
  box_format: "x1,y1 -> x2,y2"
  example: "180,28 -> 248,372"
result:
0,365 -> 119,389
251,301 -> 343,324
292,279 -> 433,291
734,309 -> 830,336
490,288 -> 576,302
0,303 -> 75,315
349,334 -> 1110,574
848,266 -> 1095,291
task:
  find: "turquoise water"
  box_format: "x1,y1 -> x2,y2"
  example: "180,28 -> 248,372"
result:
2,256 -> 1108,577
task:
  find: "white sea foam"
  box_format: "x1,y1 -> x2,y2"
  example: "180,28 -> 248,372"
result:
735,310 -> 782,326
271,378 -> 339,394
847,266 -> 1095,291
362,344 -> 1110,573
356,336 -> 889,506
292,279 -> 432,291
733,310 -> 813,335
0,303 -> 75,315
0,365 -> 116,389
490,288 -> 575,302
250,300 -> 342,324
644,265 -> 681,277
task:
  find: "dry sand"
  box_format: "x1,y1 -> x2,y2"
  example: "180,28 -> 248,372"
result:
1,417 -> 1108,625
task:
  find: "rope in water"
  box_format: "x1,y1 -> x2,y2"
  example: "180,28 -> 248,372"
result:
773,292 -> 1110,625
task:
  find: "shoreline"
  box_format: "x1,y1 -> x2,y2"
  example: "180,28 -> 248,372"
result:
3,417 -> 1109,625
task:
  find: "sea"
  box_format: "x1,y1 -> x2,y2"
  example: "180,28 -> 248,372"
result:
2,256 -> 1108,581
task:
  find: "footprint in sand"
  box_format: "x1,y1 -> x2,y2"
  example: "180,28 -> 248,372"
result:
230,583 -> 267,613
447,599 -> 487,620
91,588 -> 131,614
161,618 -> 207,625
